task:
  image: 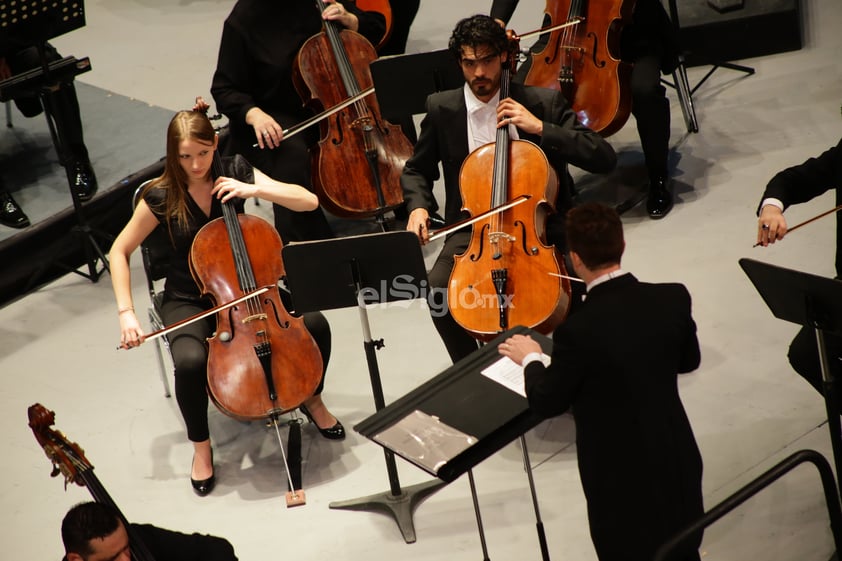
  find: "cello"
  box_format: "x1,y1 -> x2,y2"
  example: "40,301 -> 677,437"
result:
188,115 -> 323,422
189,103 -> 324,504
448,37 -> 572,341
294,0 -> 413,221
28,403 -> 158,561
523,0 -> 634,137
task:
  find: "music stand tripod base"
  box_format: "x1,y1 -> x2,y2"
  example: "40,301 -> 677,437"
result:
329,478 -> 447,543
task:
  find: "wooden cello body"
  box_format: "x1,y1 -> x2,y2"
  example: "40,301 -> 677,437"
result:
525,0 -> 634,137
448,46 -> 572,341
189,160 -> 322,421
293,0 -> 412,218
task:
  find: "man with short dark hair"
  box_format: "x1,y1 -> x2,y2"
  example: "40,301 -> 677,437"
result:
61,502 -> 238,561
402,14 -> 616,363
500,202 -> 704,561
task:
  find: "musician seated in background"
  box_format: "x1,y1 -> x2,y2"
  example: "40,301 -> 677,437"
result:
109,109 -> 344,497
61,501 -> 237,561
0,40 -> 97,229
500,202 -> 704,561
378,0 -> 420,56
491,0 -> 681,219
210,0 -> 385,244
756,137 -> 842,412
402,14 -> 616,363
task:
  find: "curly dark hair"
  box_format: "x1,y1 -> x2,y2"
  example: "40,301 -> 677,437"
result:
448,14 -> 509,61
565,203 -> 625,270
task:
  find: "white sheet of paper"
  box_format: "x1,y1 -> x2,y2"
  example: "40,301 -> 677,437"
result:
480,354 -> 550,397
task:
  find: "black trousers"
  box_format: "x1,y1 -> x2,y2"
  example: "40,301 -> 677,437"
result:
160,293 -> 331,442
7,43 -> 90,166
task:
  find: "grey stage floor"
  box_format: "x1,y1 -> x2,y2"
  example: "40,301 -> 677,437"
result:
3,1 -> 842,560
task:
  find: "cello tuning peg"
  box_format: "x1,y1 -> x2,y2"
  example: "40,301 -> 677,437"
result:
218,331 -> 232,342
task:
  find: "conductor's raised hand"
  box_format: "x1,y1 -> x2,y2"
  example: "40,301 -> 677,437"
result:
757,204 -> 788,246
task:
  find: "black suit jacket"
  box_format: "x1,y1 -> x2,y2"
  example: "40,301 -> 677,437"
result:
525,273 -> 703,561
401,83 -> 616,235
759,138 -> 842,276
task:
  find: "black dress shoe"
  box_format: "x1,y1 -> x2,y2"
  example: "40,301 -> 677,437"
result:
71,161 -> 98,202
0,190 -> 31,229
191,452 -> 215,496
299,404 -> 346,440
646,177 -> 673,219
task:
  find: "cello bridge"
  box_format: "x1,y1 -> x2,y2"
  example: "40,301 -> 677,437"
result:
489,231 -> 516,244
242,313 -> 268,324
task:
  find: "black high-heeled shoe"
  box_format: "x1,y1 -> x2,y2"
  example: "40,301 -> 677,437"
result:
299,404 -> 346,440
191,450 -> 215,496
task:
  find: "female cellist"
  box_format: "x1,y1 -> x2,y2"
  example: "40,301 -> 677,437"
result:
402,15 -> 616,362
109,109 -> 344,497
491,0 -> 682,218
210,0 -> 386,243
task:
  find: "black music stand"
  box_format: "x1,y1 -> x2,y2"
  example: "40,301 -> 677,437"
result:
370,48 -> 464,133
740,258 -> 842,497
2,0 -> 110,284
356,325 -> 555,561
282,231 -> 447,543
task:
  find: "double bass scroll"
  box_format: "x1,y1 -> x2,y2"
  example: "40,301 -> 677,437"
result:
28,403 -> 158,561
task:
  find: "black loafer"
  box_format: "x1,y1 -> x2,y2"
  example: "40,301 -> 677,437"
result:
646,177 -> 673,219
300,404 -> 346,440
0,190 -> 30,229
71,161 -> 98,202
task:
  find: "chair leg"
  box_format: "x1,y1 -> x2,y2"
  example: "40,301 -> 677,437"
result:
5,101 -> 13,128
154,338 -> 173,398
673,59 -> 699,134
148,308 -> 173,398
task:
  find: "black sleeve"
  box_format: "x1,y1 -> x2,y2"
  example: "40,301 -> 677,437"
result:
758,138 -> 842,213
132,524 -> 238,561
490,0 -> 519,24
400,95 -> 442,215
211,20 -> 257,127
342,0 -> 386,46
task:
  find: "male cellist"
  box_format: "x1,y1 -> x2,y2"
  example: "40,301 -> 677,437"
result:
401,14 -> 616,363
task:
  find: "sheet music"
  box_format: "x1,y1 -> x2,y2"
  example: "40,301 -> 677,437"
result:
373,410 -> 478,474
480,354 -> 551,397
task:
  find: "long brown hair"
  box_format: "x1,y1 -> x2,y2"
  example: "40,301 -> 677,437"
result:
141,110 -> 216,236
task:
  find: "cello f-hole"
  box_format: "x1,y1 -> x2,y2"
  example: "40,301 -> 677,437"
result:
587,32 -> 605,68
